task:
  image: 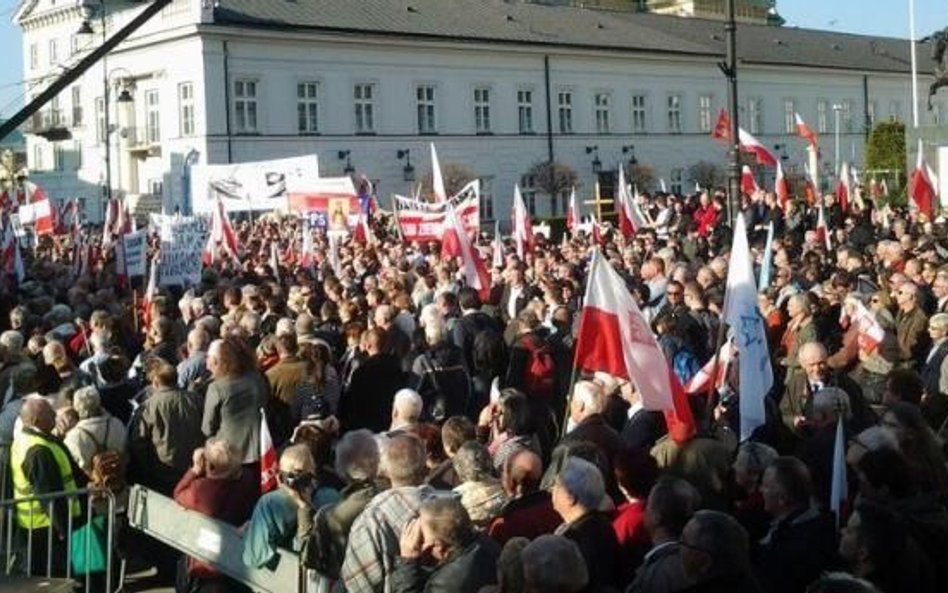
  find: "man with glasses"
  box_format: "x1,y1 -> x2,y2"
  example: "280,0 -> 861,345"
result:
894,282 -> 930,371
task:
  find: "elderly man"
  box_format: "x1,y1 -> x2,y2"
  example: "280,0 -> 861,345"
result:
62,385 -> 127,481
551,457 -> 620,590
177,327 -> 210,392
387,388 -> 424,437
561,380 -> 624,494
521,535 -> 589,593
10,398 -> 82,576
782,342 -> 867,434
894,281 -> 930,370
342,433 -> 433,593
392,496 -> 500,593
679,511 -> 760,593
488,448 -> 561,544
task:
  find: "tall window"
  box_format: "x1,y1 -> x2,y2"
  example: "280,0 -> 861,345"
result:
53,143 -> 65,171
29,43 -> 38,70
889,100 -> 902,122
817,100 -> 828,133
594,93 -> 611,134
840,99 -> 852,132
178,82 -> 195,136
479,177 -> 494,220
933,103 -> 943,126
521,175 -> 537,216
867,100 -> 877,127
71,86 -> 82,126
70,34 -> 81,56
354,83 -> 376,134
74,140 -> 82,170
416,85 -> 437,134
474,87 -> 491,134
746,97 -> 762,134
145,90 -> 160,144
557,91 -> 573,134
698,95 -> 712,133
517,89 -> 534,134
631,94 -> 647,133
670,168 -> 683,195
49,96 -> 61,126
667,94 -> 682,133
783,99 -> 795,134
48,39 -> 57,65
297,81 -> 319,134
233,79 -> 258,134
33,144 -> 43,171
95,97 -> 105,144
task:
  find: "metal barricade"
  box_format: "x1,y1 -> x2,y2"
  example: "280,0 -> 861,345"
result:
127,484 -> 326,593
0,488 -> 118,593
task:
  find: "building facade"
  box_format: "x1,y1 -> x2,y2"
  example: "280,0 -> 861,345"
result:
15,0 -> 939,223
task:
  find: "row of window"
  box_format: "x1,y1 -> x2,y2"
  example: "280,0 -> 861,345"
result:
28,36 -> 84,70
229,78 -> 902,137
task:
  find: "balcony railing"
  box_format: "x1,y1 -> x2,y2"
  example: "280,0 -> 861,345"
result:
22,110 -> 71,141
124,126 -> 162,157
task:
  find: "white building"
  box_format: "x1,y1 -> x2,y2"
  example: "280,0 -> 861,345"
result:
15,0 -> 938,223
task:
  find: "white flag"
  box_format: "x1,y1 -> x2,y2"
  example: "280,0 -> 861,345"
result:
492,220 -> 503,269
723,213 -> 773,441
830,415 -> 848,527
431,143 -> 447,203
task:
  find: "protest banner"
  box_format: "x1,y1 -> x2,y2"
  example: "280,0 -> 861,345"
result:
122,230 -> 146,277
394,180 -> 479,243
158,217 -> 206,286
190,155 -> 320,213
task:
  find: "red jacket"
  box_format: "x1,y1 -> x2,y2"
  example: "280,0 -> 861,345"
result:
694,205 -> 719,237
488,490 -> 562,545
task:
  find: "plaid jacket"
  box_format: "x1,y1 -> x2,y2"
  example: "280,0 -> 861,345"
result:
341,485 -> 433,593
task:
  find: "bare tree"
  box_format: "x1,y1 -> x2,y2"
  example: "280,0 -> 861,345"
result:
627,164 -> 656,192
687,161 -> 724,189
527,161 -> 578,197
422,163 -> 477,198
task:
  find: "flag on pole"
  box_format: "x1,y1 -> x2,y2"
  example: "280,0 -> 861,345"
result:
711,108 -> 731,142
269,242 -> 281,283
102,198 -> 119,248
566,188 -> 580,233
618,167 -> 648,236
300,218 -> 315,270
142,256 -> 159,330
430,143 -> 447,203
574,249 -> 694,442
795,113 -> 819,148
492,220 -> 504,269
723,213 -> 773,441
684,338 -> 735,395
911,139 -> 937,219
841,296 -> 885,352
738,128 -> 779,167
835,162 -> 851,213
591,214 -> 604,246
774,160 -> 790,209
512,184 -> 534,259
659,178 -> 667,193
203,197 -> 240,265
741,166 -> 760,195
758,221 -> 775,291
260,408 -> 278,493
816,204 -> 832,251
830,414 -> 848,527
443,197 -> 491,301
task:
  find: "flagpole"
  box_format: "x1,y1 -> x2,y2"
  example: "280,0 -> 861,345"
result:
909,0 -> 920,128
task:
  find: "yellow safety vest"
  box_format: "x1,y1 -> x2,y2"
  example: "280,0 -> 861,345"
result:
10,430 -> 81,530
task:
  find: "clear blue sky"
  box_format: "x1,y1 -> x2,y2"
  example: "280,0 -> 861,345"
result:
0,0 -> 945,119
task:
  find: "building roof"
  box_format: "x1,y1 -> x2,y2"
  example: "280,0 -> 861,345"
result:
211,0 -> 932,74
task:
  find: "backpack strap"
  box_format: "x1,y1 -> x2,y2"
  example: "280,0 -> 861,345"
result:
76,421 -> 109,455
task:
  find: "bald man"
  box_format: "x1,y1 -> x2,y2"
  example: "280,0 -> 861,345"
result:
488,449 -> 562,544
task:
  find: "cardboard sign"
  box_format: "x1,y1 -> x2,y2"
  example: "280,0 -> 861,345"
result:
121,230 -> 146,277
159,218 -> 206,286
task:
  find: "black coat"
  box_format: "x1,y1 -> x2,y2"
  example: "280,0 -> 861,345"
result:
391,534 -> 500,593
339,353 -> 405,433
679,573 -> 763,593
560,512 -> 621,590
621,409 -> 667,452
753,507 -> 836,593
452,310 -> 502,373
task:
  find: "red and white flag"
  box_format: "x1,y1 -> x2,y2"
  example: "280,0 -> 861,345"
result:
574,249 -> 695,442
774,160 -> 790,209
617,167 -> 649,237
738,128 -> 778,167
1,217 -> 22,284
816,203 -> 832,250
590,214 -> 604,246
102,197 -> 119,247
512,184 -> 534,259
794,113 -> 819,148
835,162 -> 851,213
142,256 -> 159,329
300,218 -> 315,270
20,197 -> 55,236
203,197 -> 240,265
442,197 -> 491,301
685,339 -> 735,395
566,188 -> 580,233
711,108 -> 731,142
741,165 -> 760,196
492,220 -> 504,269
260,408 -> 278,493
430,143 -> 447,203
911,139 -> 937,220
841,296 -> 885,352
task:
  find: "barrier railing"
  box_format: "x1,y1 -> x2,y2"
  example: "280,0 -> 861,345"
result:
127,485 -> 323,593
0,487 -> 118,593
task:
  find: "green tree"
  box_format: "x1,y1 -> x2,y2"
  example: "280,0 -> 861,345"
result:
865,120 -> 907,203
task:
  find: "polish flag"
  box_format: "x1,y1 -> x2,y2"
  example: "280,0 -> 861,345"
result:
617,167 -> 649,237
353,211 -> 375,245
260,408 -> 278,493
841,296 -> 885,352
492,220 -> 504,269
830,415 -> 848,527
741,166 -> 760,196
774,160 -> 790,209
300,218 -> 315,270
442,197 -> 491,301
574,249 -> 695,442
816,203 -> 832,250
102,198 -> 119,247
738,128 -> 778,167
591,214 -> 604,246
794,113 -> 819,148
803,161 -> 820,206
203,197 -> 240,265
1,217 -> 19,283
430,143 -> 447,203
512,184 -> 534,259
911,139 -> 937,219
29,198 -> 55,236
711,109 -> 731,142
685,339 -> 735,396
835,162 -> 851,213
142,256 -> 159,330
566,188 -> 580,233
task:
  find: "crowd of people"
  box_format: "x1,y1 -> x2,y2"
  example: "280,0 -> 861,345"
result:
2,184 -> 948,593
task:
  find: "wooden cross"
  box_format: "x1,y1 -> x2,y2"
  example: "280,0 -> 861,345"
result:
582,181 -> 615,220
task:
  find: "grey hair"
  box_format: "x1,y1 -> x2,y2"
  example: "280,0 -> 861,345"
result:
812,386 -> 851,420
384,433 -> 427,486
733,442 -> 779,475
0,330 -> 24,354
204,437 -> 240,477
72,385 -> 102,420
452,441 -> 494,483
393,389 -> 424,421
555,456 -> 604,510
334,429 -> 380,482
522,535 -> 589,593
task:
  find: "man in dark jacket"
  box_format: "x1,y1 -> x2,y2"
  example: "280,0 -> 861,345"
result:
453,287 -> 502,373
678,511 -> 762,593
392,496 -> 500,593
339,328 -> 405,433
561,380 -> 625,499
550,457 -> 620,591
755,457 -> 836,593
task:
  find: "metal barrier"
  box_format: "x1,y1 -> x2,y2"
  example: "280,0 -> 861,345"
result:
127,484 -> 319,593
0,487 -> 118,593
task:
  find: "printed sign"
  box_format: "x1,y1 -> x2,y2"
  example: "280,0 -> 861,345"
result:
159,218 -> 206,286
190,155 -> 320,213
121,230 -> 146,277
